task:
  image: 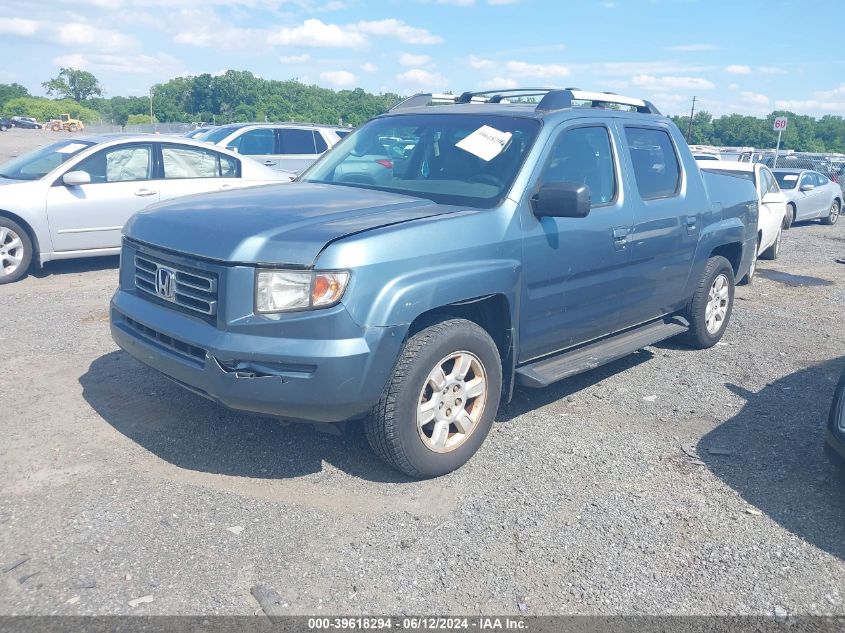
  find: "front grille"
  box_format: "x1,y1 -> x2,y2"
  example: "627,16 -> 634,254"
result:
134,253 -> 218,318
124,315 -> 207,364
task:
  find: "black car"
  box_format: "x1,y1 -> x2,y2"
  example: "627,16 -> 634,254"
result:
10,116 -> 42,129
826,367 -> 845,474
0,117 -> 11,132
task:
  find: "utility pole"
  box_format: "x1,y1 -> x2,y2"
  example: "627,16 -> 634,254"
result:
686,96 -> 696,143
149,87 -> 154,126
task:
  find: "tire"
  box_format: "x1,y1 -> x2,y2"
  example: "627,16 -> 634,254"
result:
681,256 -> 735,349
51,124 -> 61,132
783,204 -> 795,230
365,318 -> 502,478
826,370 -> 845,477
822,200 -> 840,226
0,124 -> 7,132
0,217 -> 33,284
68,124 -> 78,133
760,227 -> 782,260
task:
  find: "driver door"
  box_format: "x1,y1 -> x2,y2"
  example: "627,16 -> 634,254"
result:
45,143 -> 158,252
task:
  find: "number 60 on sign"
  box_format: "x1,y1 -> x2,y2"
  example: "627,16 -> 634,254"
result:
774,117 -> 788,131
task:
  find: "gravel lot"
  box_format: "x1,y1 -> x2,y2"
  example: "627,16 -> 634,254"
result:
1,127 -> 844,617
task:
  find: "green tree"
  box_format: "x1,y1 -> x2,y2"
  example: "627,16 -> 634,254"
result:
42,68 -> 103,102
0,83 -> 30,108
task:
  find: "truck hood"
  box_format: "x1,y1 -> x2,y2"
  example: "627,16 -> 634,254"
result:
125,183 -> 465,266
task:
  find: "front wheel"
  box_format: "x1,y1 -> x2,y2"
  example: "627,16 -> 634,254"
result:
681,256 -> 735,349
783,204 -> 795,230
822,200 -> 840,226
0,217 -> 33,284
365,318 -> 502,478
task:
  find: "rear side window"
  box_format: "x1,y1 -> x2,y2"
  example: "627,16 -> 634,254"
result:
161,145 -> 240,179
76,144 -> 153,183
625,127 -> 681,200
279,129 -> 317,155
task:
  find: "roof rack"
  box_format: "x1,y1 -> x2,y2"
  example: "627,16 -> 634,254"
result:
390,88 -> 661,115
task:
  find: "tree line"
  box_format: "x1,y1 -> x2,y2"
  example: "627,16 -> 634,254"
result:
1,68 -> 844,153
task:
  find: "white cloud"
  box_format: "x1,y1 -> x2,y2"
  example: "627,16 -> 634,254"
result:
740,91 -> 769,106
479,77 -> 518,89
319,70 -> 357,87
0,18 -> 40,37
488,0 -> 520,4
396,68 -> 447,91
725,65 -> 752,75
759,66 -> 787,75
774,99 -> 845,113
352,19 -> 442,45
56,22 -> 135,50
631,74 -> 715,90
666,43 -> 716,52
468,55 -> 495,70
361,62 -> 378,73
279,54 -> 310,64
504,60 -> 570,78
268,19 -> 366,48
52,52 -> 181,75
728,83 -> 739,91
400,53 -> 431,67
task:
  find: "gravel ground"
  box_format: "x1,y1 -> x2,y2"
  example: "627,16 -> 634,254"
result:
1,128 -> 844,617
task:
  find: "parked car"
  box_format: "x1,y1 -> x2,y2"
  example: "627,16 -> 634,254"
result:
0,117 -> 11,132
772,169 -> 841,227
826,366 -> 845,475
197,123 -> 347,174
692,152 -> 721,161
11,116 -> 42,129
697,160 -> 786,284
0,135 -> 293,284
110,88 -> 757,478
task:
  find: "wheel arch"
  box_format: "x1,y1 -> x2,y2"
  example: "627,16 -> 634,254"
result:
709,241 -> 743,277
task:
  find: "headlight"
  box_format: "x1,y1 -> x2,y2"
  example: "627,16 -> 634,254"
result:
255,269 -> 350,313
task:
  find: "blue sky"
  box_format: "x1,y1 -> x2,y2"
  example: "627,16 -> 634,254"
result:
2,0 -> 843,117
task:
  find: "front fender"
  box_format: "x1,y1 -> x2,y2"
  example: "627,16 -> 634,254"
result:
363,258 -> 522,328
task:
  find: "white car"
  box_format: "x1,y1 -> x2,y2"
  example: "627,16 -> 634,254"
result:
0,135 -> 292,284
197,123 -> 349,174
697,160 -> 787,284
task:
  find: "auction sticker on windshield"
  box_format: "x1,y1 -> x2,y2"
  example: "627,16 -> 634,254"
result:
456,126 -> 513,161
784,175 -> 798,181
56,143 -> 89,154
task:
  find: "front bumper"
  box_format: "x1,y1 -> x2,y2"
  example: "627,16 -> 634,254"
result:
110,289 -> 406,423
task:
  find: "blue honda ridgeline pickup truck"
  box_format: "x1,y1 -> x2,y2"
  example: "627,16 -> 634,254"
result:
110,88 -> 757,477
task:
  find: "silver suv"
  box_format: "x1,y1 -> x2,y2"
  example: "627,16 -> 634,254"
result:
198,123 -> 350,174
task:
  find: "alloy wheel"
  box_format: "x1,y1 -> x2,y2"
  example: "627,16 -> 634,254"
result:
0,226 -> 24,279
705,274 -> 730,335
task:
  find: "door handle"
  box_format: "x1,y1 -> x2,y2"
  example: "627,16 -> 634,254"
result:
134,188 -> 157,197
219,183 -> 233,190
262,160 -> 275,166
612,226 -> 630,250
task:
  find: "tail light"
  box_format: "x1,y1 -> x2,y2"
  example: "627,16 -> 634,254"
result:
375,159 -> 393,169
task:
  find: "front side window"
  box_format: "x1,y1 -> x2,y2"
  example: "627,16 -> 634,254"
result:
625,127 -> 681,200
75,144 -> 153,183
0,140 -> 94,181
538,126 -> 616,205
280,129 -> 318,155
799,173 -> 814,189
229,129 -> 275,156
162,145 -> 239,179
300,113 -> 542,209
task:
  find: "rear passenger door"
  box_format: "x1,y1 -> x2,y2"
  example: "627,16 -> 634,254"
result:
622,125 -> 701,325
277,128 -> 320,174
157,143 -> 241,201
519,122 -> 634,361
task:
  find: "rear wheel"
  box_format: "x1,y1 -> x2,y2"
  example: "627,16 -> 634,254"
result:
760,227 -> 782,260
783,204 -> 795,229
0,124 -> 7,132
822,200 -> 840,226
366,318 -> 502,478
681,256 -> 735,349
0,217 -> 33,284
68,123 -> 79,133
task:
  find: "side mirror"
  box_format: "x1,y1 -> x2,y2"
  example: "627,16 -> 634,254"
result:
761,192 -> 782,204
62,170 -> 91,186
531,182 -> 591,218
800,183 -> 815,192
226,145 -> 239,154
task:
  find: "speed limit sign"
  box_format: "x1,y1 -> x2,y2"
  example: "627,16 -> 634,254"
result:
774,116 -> 788,131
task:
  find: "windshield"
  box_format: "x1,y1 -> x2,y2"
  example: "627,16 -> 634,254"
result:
300,114 -> 541,208
0,140 -> 95,181
197,126 -> 236,143
774,172 -> 800,190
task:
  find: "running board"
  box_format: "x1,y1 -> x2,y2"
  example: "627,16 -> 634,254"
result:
515,318 -> 688,388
